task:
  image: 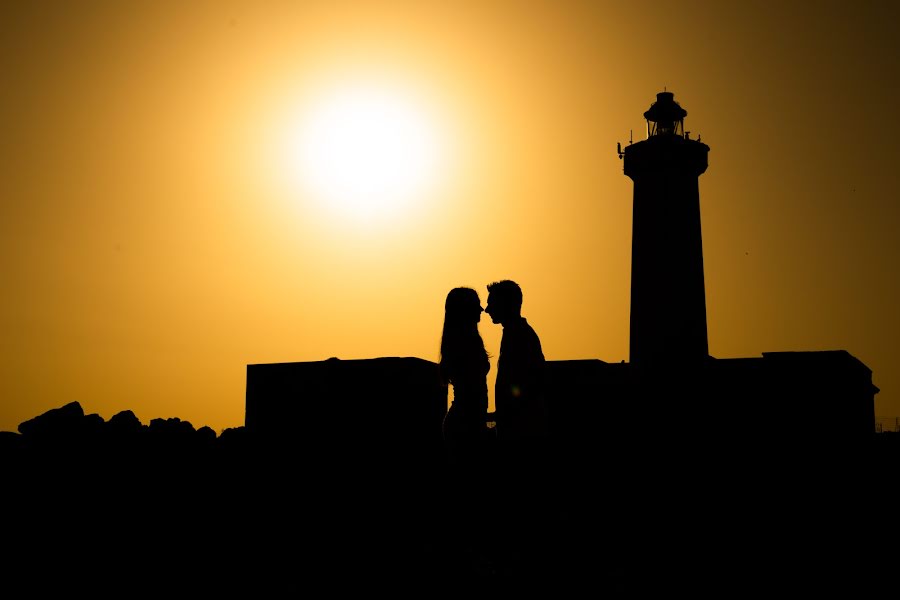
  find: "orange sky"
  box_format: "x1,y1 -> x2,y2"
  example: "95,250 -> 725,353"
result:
2,0 -> 898,434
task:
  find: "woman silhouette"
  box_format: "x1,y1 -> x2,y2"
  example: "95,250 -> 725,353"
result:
439,287 -> 495,572
440,287 -> 491,471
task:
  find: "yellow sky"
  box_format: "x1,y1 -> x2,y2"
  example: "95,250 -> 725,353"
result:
2,0 -> 899,434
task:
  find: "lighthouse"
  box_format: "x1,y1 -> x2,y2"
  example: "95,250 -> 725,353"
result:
621,91 -> 710,366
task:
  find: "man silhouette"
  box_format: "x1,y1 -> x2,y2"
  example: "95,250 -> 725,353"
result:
485,279 -> 549,471
485,279 -> 551,577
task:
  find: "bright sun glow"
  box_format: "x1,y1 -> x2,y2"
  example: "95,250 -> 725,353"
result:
280,80 -> 446,223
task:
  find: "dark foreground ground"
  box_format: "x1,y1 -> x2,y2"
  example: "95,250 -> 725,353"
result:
3,402 -> 899,595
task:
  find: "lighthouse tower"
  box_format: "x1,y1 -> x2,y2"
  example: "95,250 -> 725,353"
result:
621,91 -> 710,366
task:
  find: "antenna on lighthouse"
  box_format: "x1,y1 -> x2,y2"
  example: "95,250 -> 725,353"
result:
616,130 -> 635,160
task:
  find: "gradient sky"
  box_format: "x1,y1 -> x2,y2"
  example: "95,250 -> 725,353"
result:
3,0 -> 898,434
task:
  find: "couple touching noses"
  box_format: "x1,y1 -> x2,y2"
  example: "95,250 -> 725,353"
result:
439,279 -> 549,473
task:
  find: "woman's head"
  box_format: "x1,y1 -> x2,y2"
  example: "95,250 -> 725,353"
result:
444,287 -> 484,326
440,287 -> 488,381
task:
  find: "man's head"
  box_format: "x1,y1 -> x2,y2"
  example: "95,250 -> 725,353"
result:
485,280 -> 523,325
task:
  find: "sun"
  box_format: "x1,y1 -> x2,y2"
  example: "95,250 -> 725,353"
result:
280,79 -> 446,223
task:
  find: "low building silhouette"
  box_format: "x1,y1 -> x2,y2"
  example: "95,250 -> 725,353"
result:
245,356 -> 448,474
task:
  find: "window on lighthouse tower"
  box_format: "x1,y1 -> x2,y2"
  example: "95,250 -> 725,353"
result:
658,119 -> 675,135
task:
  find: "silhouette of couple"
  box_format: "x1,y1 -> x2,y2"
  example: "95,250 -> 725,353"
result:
440,280 -> 548,471
439,280 -> 550,575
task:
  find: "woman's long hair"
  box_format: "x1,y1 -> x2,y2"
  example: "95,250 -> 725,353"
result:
440,287 -> 489,385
